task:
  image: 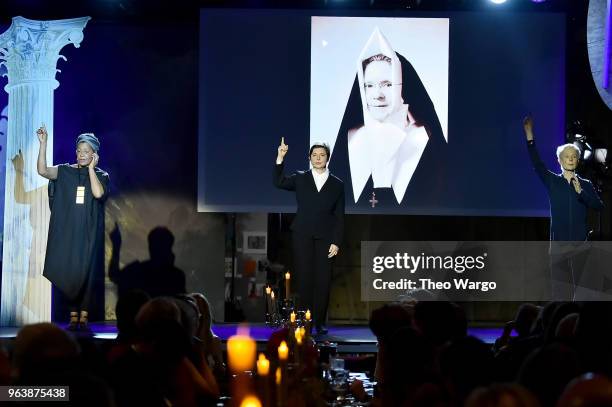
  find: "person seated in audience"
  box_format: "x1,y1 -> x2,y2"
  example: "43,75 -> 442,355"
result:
368,302 -> 413,382
493,303 -> 540,353
109,297 -> 219,407
557,374 -> 612,407
191,292 -> 225,380
13,323 -> 114,406
107,289 -> 150,365
440,336 -> 495,406
518,343 -> 582,407
494,303 -> 544,381
413,301 -> 467,347
554,312 -> 579,343
373,326 -> 443,406
529,301 -> 559,339
574,302 -> 612,376
543,302 -> 580,345
466,383 -> 540,407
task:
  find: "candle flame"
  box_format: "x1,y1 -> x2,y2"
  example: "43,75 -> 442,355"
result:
278,340 -> 289,361
257,353 -> 270,376
275,367 -> 282,385
240,395 -> 262,407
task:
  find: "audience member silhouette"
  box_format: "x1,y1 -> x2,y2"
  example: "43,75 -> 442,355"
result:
12,323 -> 114,406
494,303 -> 543,381
107,289 -> 151,365
440,336 -> 495,406
5,298 -> 612,407
192,292 -> 225,380
494,303 -> 540,353
413,301 -> 467,347
109,297 -> 219,407
543,302 -> 580,344
574,302 -> 612,376
368,302 -> 413,382
466,383 -> 540,407
554,312 -> 579,343
376,326 -> 439,406
557,374 -> 612,407
518,343 -> 582,407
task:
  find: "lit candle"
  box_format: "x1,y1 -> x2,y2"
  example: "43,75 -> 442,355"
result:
240,395 -> 262,407
257,353 -> 271,407
305,309 -> 312,336
275,367 -> 283,407
256,353 -> 270,376
285,272 -> 291,299
294,328 -> 303,345
227,332 -> 256,373
290,311 -> 296,323
278,340 -> 289,361
265,286 -> 271,317
275,367 -> 282,385
270,291 -> 276,315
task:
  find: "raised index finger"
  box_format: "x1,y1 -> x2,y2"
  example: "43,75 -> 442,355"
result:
281,137 -> 285,146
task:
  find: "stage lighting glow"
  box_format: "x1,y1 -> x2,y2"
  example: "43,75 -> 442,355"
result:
573,140 -> 593,161
594,148 -> 608,164
490,0 -> 507,4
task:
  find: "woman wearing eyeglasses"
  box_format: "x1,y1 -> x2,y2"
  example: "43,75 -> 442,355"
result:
36,125 -> 109,329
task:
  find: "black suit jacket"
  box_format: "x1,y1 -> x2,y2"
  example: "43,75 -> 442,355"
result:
273,163 -> 345,246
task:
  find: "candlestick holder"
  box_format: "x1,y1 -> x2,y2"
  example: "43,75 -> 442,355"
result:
281,298 -> 295,320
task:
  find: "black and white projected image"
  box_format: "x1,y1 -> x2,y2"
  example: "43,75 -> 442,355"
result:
311,17 -> 449,212
199,10 -> 566,216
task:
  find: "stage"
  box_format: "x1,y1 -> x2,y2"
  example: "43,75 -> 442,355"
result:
0,323 -> 504,353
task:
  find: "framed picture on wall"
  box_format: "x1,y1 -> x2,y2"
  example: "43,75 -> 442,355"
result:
243,231 -> 267,254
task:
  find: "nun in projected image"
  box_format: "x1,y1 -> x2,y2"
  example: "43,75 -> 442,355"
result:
330,28 -> 447,210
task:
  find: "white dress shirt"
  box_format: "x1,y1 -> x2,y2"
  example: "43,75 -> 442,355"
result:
312,168 -> 329,192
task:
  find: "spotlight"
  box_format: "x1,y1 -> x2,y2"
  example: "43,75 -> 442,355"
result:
490,0 -> 507,4
567,123 -> 593,162
573,140 -> 593,161
594,148 -> 608,164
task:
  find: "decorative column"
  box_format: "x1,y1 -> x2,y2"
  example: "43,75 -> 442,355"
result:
0,16 -> 90,325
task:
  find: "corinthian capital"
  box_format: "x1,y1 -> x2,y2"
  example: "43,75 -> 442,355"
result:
0,16 -> 90,88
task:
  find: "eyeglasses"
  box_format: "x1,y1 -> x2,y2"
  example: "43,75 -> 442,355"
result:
364,82 -> 402,90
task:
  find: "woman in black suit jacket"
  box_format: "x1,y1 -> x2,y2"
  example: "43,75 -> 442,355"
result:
273,138 -> 345,334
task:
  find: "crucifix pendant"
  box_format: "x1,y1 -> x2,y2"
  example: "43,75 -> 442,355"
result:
369,191 -> 378,208
76,186 -> 85,204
